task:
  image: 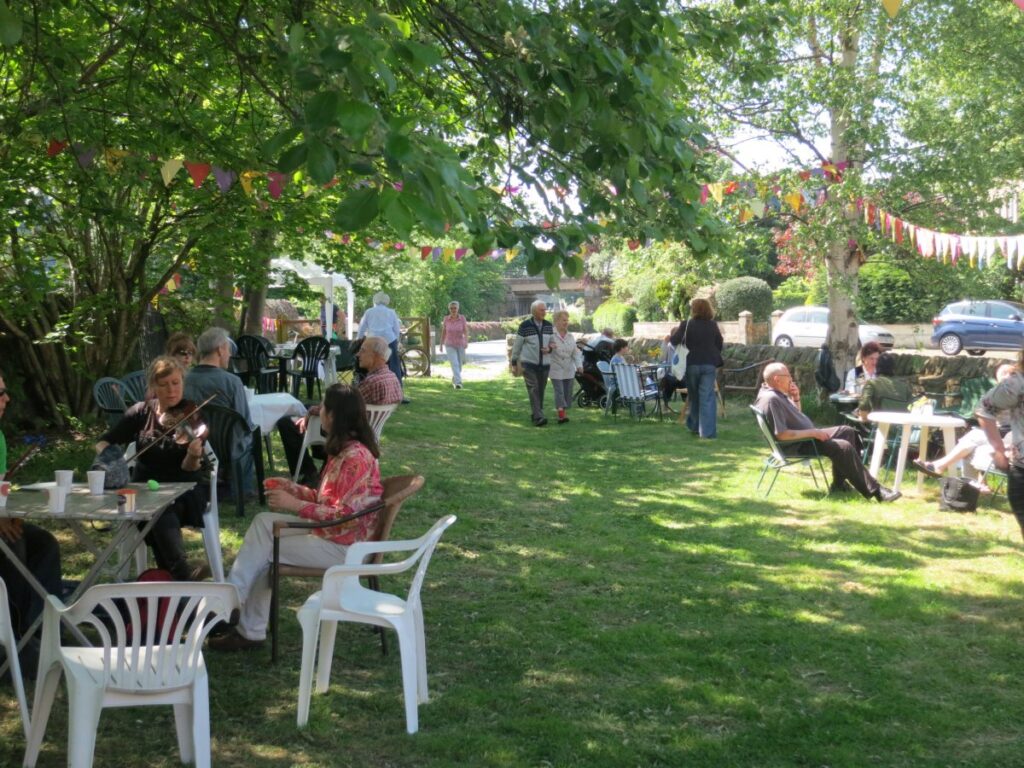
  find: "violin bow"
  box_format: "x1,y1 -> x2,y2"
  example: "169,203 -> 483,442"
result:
2,443 -> 43,481
124,394 -> 218,465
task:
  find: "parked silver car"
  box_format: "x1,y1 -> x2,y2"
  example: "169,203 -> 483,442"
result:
772,306 -> 895,349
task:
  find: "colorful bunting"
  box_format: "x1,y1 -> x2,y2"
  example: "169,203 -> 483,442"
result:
160,158 -> 183,186
184,161 -> 212,189
881,0 -> 902,19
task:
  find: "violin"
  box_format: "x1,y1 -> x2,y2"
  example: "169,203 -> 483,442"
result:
158,397 -> 212,444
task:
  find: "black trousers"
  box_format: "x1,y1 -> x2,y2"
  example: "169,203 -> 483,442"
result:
798,425 -> 880,499
143,485 -> 208,580
1004,464 -> 1024,540
0,523 -> 62,637
276,416 -> 324,487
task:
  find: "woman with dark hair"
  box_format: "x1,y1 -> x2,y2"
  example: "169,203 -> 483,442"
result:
845,341 -> 883,393
165,332 -> 197,369
212,383 -> 383,651
95,356 -> 210,581
855,353 -> 912,417
682,297 -> 724,438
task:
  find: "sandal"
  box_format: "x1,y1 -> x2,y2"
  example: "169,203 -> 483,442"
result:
912,459 -> 942,478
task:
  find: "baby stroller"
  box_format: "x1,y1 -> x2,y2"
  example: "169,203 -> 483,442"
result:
575,339 -> 613,408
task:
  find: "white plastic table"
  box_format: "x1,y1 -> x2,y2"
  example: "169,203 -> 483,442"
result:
867,412 -> 966,493
249,392 -> 308,433
0,481 -> 195,671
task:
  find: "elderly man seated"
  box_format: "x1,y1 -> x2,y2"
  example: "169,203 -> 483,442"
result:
277,336 -> 400,485
754,362 -> 901,502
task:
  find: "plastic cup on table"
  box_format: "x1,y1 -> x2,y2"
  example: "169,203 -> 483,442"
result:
116,489 -> 137,514
87,470 -> 106,496
55,469 -> 74,489
47,486 -> 68,514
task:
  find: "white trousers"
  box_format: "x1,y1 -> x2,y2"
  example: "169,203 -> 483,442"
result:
446,346 -> 466,386
228,511 -> 349,640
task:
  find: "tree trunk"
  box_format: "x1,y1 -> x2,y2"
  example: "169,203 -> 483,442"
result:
243,230 -> 274,336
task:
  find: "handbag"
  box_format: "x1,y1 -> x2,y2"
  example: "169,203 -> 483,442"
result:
670,321 -> 688,381
938,476 -> 980,513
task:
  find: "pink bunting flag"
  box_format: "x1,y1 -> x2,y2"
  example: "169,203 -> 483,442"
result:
73,144 -> 97,169
267,171 -> 287,199
455,248 -> 467,261
1016,0 -> 1024,10
184,162 -> 211,189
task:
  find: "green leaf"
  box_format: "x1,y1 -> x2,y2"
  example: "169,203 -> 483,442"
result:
348,159 -> 375,176
384,132 -> 413,165
334,187 -> 380,231
543,265 -> 562,290
262,127 -> 302,160
306,140 -> 336,185
471,232 -> 495,256
382,194 -> 414,239
632,180 -> 648,206
379,13 -> 411,38
403,192 -> 446,236
563,255 -> 584,279
338,100 -> 379,139
305,91 -> 340,131
288,22 -> 305,55
0,4 -> 22,46
406,40 -> 442,70
278,143 -> 308,173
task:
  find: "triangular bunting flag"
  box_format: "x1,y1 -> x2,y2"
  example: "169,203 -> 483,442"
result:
881,0 -> 902,18
46,139 -> 67,157
267,171 -> 287,199
160,158 -> 183,186
240,171 -> 261,197
184,161 -> 212,189
212,166 -> 236,193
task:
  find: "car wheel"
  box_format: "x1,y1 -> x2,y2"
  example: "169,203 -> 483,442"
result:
966,349 -> 986,356
775,335 -> 793,348
939,333 -> 963,355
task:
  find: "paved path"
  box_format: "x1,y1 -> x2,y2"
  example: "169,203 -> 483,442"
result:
430,339 -> 508,383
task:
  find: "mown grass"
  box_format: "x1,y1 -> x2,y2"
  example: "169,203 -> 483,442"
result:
3,374 -> 1024,767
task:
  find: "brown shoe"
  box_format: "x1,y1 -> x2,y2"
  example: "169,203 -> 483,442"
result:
208,629 -> 264,652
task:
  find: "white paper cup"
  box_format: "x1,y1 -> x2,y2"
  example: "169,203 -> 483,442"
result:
47,486 -> 68,514
0,481 -> 9,509
55,470 -> 74,489
87,470 -> 106,496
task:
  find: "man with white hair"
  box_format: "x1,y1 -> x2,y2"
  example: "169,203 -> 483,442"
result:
357,291 -> 407,402
510,300 -> 555,426
754,362 -> 900,502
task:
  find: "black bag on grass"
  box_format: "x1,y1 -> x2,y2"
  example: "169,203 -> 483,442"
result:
939,477 -> 979,513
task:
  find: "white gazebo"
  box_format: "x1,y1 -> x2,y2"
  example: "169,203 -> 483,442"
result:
271,257 -> 355,339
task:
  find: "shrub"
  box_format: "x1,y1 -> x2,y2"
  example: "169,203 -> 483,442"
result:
715,276 -> 773,321
773,276 -> 811,311
592,299 -> 637,336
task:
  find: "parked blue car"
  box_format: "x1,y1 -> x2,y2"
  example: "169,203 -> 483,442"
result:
930,299 -> 1024,355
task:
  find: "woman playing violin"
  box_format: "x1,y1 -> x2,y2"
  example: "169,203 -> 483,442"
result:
94,356 -> 210,581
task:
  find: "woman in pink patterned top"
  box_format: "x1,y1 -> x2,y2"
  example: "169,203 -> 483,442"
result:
440,300 -> 469,389
211,383 -> 383,651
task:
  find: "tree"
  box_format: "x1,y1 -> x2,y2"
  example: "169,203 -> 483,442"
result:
0,0 -> 771,423
697,0 -> 1024,373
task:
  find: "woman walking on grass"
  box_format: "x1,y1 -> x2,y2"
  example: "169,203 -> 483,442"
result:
548,309 -> 583,424
440,301 -> 468,389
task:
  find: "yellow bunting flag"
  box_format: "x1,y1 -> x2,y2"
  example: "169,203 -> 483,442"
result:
881,0 -> 902,18
708,182 -> 724,204
240,171 -> 262,197
104,149 -> 129,173
738,207 -> 753,223
160,158 -> 183,187
506,248 -> 519,263
784,191 -> 803,212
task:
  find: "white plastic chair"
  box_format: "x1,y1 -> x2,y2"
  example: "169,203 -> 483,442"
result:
365,403 -> 398,443
23,582 -> 239,768
295,514 -> 457,733
127,443 -> 225,583
1,575 -> 30,739
291,414 -> 326,483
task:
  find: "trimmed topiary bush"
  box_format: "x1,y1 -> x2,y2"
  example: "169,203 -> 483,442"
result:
715,276 -> 773,321
592,299 -> 637,336
773,276 -> 811,311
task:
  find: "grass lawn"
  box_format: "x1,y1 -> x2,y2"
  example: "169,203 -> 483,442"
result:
3,373 -> 1024,767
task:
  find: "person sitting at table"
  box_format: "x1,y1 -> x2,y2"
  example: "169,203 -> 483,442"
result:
210,383 -> 383,651
165,332 -> 197,370
845,341 -> 883,393
357,292 -> 407,403
0,368 -> 62,676
276,336 -> 400,486
95,357 -> 211,582
609,339 -> 629,365
185,327 -> 255,497
855,353 -> 913,419
755,363 -> 901,502
913,363 -> 1016,486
